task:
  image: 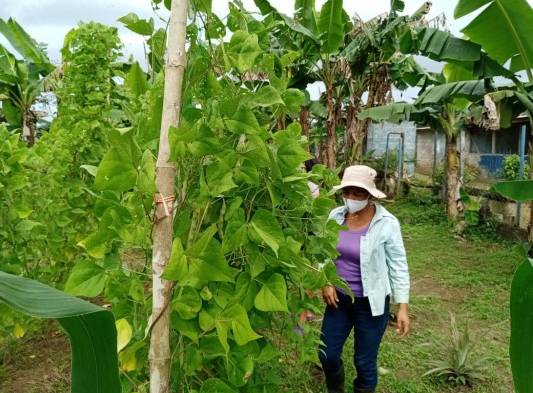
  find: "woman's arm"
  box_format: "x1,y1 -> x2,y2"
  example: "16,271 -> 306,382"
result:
385,218 -> 410,336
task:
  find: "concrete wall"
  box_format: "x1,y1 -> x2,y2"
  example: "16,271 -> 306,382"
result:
366,121 -> 417,176
416,128 -> 445,175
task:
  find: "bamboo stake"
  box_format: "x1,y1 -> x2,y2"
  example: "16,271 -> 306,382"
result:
149,1 -> 188,392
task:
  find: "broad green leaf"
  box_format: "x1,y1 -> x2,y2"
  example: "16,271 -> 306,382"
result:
418,28 -> 481,63
254,273 -> 288,312
125,61 -> 149,97
195,239 -> 237,283
186,224 -> 218,258
224,304 -> 262,346
491,180 -> 533,202
416,80 -> 486,105
250,209 -> 284,256
2,100 -> 21,126
95,131 -> 140,192
318,0 -> 345,54
226,106 -> 262,135
226,349 -> 254,387
117,13 -> 154,36
80,165 -> 97,177
137,149 -> 156,194
222,219 -> 249,253
295,0 -> 318,33
0,271 -> 121,393
173,286 -> 202,320
510,258 -> 533,393
200,378 -> 237,393
162,238 -> 188,282
115,318 -> 132,352
455,0 -> 533,76
281,88 -> 306,114
226,30 -> 262,73
64,261 -> 106,298
172,314 -> 200,344
250,85 -> 284,107
0,18 -> 53,73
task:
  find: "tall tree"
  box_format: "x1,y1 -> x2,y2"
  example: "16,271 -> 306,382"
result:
149,0 -> 188,392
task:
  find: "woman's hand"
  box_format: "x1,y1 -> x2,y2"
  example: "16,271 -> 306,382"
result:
321,286 -> 339,308
396,304 -> 410,337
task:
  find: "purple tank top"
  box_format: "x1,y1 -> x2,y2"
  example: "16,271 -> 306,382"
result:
335,224 -> 369,297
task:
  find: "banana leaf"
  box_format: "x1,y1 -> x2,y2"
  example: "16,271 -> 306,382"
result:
510,258 -> 533,393
0,271 -> 121,393
491,180 -> 533,202
455,0 -> 533,78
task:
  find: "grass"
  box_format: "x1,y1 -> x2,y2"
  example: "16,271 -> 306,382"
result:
268,191 -> 521,392
0,191 -> 523,393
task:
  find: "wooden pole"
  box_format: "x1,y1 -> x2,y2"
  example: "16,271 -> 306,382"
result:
149,1 -> 188,392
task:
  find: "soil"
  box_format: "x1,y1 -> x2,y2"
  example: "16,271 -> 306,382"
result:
0,323 -> 70,393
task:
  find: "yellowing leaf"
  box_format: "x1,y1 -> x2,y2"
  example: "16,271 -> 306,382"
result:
119,349 -> 137,372
116,318 -> 132,352
13,323 -> 25,338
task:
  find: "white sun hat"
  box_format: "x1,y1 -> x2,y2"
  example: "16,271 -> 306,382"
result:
332,165 -> 387,199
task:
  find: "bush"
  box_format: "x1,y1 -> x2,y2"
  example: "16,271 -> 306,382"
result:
502,154 -> 530,180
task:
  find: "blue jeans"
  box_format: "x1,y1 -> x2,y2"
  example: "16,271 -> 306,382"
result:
319,291 -> 389,391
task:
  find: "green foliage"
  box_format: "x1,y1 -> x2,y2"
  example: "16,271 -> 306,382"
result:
502,154 -> 531,180
423,313 -> 488,386
0,271 -> 121,393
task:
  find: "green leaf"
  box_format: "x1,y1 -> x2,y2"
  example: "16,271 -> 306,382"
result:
416,80 -> 486,105
195,239 -> 237,283
455,0 -> 533,75
64,261 -> 107,298
186,224 -> 218,258
222,220 -> 249,253
295,0 -> 318,33
137,149 -> 156,194
510,258 -> 533,393
491,180 -> 533,202
0,18 -> 53,73
0,271 -> 121,393
254,273 -> 288,312
226,106 -> 262,135
117,13 -> 154,36
200,378 -> 237,393
173,286 -> 202,320
162,238 -> 188,282
418,28 -> 481,63
226,30 -> 262,73
15,219 -> 42,232
250,85 -> 284,107
249,209 -> 284,256
224,304 -> 262,346
281,88 -> 306,114
95,131 -> 140,192
2,100 -> 21,126
318,0 -> 345,54
125,61 -> 149,97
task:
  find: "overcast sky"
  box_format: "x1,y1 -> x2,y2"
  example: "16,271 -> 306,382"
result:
1,0 -> 473,64
1,0 -> 531,102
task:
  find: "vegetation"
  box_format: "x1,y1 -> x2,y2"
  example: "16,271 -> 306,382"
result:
0,0 -> 532,392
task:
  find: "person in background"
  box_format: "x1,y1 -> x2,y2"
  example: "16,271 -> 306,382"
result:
319,165 -> 410,393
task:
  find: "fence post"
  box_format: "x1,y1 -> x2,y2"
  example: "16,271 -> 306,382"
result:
516,123 -> 527,226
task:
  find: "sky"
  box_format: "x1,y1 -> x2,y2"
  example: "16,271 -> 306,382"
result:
1,0 -> 469,65
1,0 -> 531,103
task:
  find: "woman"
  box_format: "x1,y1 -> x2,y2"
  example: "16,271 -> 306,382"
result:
319,165 -> 410,393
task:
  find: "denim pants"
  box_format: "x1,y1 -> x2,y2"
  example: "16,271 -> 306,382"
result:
319,291 -> 389,390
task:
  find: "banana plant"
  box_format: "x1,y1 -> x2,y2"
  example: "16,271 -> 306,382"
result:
490,182 -> 533,393
0,271 -> 121,393
0,18 -> 55,145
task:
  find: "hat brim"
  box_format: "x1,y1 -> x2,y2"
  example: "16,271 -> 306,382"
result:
332,181 -> 387,199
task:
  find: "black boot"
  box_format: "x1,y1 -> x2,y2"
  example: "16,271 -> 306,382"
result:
353,387 -> 375,393
323,365 -> 345,393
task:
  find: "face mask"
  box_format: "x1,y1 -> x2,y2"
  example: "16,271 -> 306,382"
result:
343,197 -> 368,213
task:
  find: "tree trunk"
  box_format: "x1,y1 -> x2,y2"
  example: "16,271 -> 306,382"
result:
325,82 -> 336,169
22,110 -> 35,146
149,1 -> 188,392
445,137 -> 462,219
299,105 -> 310,140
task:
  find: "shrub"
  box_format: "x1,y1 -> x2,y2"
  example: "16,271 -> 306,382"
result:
502,154 -> 530,180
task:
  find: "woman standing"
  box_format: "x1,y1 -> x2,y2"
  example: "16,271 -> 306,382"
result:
319,165 -> 410,393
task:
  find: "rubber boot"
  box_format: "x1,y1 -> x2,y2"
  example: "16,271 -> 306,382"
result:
353,387 -> 375,393
324,365 -> 345,393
